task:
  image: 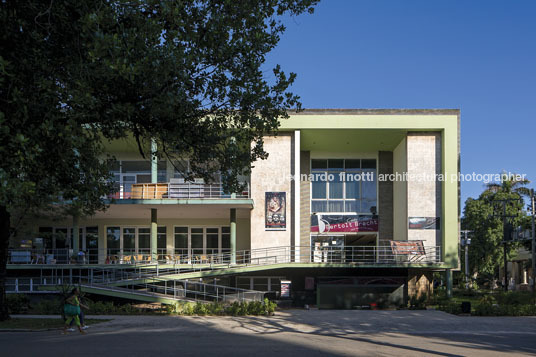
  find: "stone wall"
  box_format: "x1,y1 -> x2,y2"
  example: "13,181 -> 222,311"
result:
406,132 -> 442,247
250,134 -> 293,250
407,269 -> 434,298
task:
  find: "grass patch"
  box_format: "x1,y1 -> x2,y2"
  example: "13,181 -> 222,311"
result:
0,318 -> 111,330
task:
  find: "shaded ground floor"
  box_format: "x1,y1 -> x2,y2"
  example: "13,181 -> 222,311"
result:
2,311 -> 536,356
7,266 -> 438,307
229,267 -> 435,308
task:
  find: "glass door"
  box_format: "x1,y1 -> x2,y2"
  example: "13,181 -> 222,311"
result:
206,228 -> 219,255
121,174 -> 136,198
138,228 -> 151,256
123,227 -> 136,255
54,228 -> 69,249
86,227 -> 98,264
191,228 -> 204,257
54,228 -> 70,263
174,227 -> 188,258
68,228 -> 85,252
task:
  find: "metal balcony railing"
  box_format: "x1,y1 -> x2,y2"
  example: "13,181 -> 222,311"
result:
108,181 -> 250,200
8,244 -> 442,266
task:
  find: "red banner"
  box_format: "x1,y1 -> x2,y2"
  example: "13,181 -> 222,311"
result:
310,214 -> 378,233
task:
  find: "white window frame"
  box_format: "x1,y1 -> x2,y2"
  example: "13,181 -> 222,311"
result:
310,157 -> 378,215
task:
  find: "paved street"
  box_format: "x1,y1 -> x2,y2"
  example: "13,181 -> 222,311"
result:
2,310 -> 536,356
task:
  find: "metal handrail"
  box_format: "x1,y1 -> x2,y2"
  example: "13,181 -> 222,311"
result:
8,245 -> 442,266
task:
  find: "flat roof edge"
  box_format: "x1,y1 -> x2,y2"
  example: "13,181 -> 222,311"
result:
288,109 -> 460,115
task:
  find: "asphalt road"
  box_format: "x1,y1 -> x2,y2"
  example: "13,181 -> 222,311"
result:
2,310 -> 536,357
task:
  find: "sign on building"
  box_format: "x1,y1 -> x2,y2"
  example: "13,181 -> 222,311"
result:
280,280 -> 291,298
310,214 -> 378,233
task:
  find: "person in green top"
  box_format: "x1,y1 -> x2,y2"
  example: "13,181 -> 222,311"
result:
63,288 -> 86,335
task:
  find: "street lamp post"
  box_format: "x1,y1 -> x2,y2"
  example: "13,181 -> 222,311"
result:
491,197 -> 521,292
461,230 -> 472,287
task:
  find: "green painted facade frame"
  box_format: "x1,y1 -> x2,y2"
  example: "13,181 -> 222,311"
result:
279,110 -> 460,269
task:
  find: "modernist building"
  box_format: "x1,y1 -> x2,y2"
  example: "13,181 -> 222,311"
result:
8,109 -> 460,308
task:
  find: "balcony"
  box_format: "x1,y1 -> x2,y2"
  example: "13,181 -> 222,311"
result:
7,245 -> 443,266
109,179 -> 250,200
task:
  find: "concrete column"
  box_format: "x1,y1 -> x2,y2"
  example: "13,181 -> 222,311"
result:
293,130 -> 300,262
151,208 -> 158,261
378,151 -> 393,242
151,138 -> 158,183
230,208 -> 236,264
72,214 -> 79,254
446,269 -> 452,298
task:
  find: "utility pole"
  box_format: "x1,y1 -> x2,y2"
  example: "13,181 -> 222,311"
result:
503,203 -> 508,292
531,189 -> 535,294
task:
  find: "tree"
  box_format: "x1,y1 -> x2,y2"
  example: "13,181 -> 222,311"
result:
462,175 -> 529,287
0,0 -> 318,320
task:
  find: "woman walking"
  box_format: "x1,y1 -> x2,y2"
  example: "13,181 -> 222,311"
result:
63,288 -> 86,335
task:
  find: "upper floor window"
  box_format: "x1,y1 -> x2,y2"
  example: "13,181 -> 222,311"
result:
311,159 -> 377,214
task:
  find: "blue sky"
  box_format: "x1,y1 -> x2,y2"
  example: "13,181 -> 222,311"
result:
265,0 -> 536,209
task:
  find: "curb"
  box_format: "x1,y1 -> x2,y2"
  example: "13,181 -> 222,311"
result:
0,327 -> 62,332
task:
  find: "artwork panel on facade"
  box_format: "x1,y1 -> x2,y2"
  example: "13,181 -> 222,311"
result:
408,217 -> 440,230
265,192 -> 286,230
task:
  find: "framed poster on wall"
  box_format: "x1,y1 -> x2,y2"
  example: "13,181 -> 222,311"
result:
265,192 -> 286,230
408,217 -> 440,230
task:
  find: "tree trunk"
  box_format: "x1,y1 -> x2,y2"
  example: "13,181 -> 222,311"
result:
0,205 -> 11,320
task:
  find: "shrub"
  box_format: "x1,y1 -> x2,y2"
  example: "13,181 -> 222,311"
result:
208,302 -> 225,315
479,295 -> 496,305
87,301 -> 117,314
457,288 -> 481,297
225,301 -> 247,316
473,303 -> 497,316
264,298 -> 277,316
247,301 -> 263,315
181,302 -> 195,315
408,294 -> 428,310
31,298 -> 62,315
6,294 -> 30,314
498,292 -> 528,306
438,301 -> 462,315
193,302 -> 209,315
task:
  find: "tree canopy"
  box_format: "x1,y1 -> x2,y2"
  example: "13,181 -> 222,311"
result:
462,176 -> 530,285
0,0 -> 318,320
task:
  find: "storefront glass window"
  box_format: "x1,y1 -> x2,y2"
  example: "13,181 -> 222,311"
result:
138,228 -> 150,251
311,159 -> 377,214
157,227 -> 167,249
106,227 -> 120,254
123,228 -> 135,252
